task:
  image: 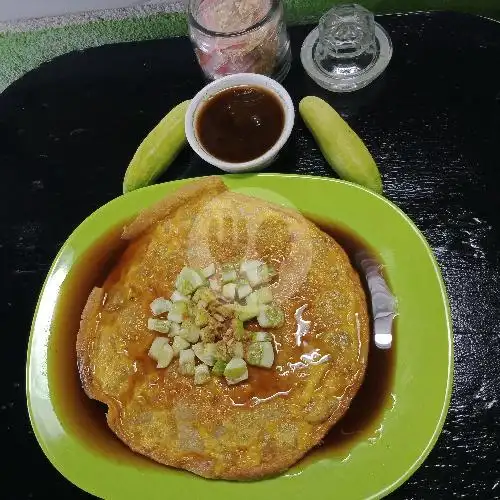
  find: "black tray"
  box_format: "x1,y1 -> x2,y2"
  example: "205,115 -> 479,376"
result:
1,11 -> 499,499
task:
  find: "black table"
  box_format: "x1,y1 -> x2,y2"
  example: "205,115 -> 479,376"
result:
1,11 -> 499,499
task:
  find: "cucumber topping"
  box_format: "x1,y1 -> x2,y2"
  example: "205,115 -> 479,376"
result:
167,301 -> 188,323
251,331 -> 272,342
222,282 -> 237,300
224,357 -> 249,385
236,304 -> 260,322
257,304 -> 284,328
147,318 -> 171,334
246,341 -> 275,368
201,263 -> 216,278
237,282 -> 253,300
194,364 -> 210,385
240,260 -> 263,274
169,322 -> 181,337
150,297 -> 172,316
176,267 -> 205,296
179,320 -> 201,343
148,337 -> 174,368
212,359 -> 227,377
221,264 -> 238,284
244,263 -> 273,288
179,348 -> 195,375
246,286 -> 273,307
192,342 -> 217,366
171,290 -> 189,303
172,335 -> 190,356
146,259 -> 281,382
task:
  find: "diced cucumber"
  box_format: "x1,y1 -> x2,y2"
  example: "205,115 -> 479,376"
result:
192,342 -> 217,366
150,297 -> 172,316
179,348 -> 195,376
147,318 -> 171,334
212,360 -> 227,377
221,267 -> 237,284
232,318 -> 247,341
169,322 -> 181,337
148,336 -> 168,357
201,263 -> 216,278
179,320 -> 201,343
192,286 -> 216,304
257,304 -> 284,328
171,290 -> 189,303
245,264 -> 273,288
194,364 -> 210,385
246,286 -> 273,307
222,283 -> 237,300
246,341 -> 275,368
148,337 -> 174,368
194,307 -> 210,327
236,304 -> 260,322
229,341 -> 244,358
237,282 -> 253,300
168,301 -> 188,323
176,267 -> 205,296
240,260 -> 263,274
172,336 -> 190,356
246,291 -> 259,307
224,357 -> 248,385
256,286 -> 273,304
251,331 -> 272,342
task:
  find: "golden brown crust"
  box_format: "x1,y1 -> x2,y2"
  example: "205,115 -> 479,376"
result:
77,176 -> 371,480
76,286 -> 104,400
122,176 -> 227,240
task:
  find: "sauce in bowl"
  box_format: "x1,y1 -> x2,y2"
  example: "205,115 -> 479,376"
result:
196,84 -> 285,163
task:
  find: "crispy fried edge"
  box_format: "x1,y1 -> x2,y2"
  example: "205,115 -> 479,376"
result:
122,176 -> 227,240
76,286 -> 104,400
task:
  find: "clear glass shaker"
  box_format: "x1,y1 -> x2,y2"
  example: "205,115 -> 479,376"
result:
188,0 -> 291,82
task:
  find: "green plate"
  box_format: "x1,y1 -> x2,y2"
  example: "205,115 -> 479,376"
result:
26,174 -> 453,500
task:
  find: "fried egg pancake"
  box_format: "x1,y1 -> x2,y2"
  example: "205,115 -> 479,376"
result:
77,176 -> 369,479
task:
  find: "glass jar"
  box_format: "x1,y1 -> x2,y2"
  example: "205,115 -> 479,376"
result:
188,0 -> 291,82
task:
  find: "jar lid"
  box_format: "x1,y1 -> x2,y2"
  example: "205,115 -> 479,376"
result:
300,3 -> 392,92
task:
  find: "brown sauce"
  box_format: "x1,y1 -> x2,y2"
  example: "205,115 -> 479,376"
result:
196,85 -> 285,163
48,214 -> 395,467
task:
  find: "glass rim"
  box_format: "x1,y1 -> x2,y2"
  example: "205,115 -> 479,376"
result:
188,0 -> 279,38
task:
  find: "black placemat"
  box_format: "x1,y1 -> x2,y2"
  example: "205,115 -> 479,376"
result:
1,11 -> 499,499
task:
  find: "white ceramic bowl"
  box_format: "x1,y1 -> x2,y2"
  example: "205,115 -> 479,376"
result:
185,73 -> 295,173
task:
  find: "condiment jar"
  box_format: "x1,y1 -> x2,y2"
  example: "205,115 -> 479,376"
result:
188,0 -> 291,82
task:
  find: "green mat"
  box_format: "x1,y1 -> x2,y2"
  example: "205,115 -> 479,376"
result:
0,0 -> 499,94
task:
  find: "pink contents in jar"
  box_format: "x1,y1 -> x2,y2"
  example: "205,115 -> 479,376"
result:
189,0 -> 289,80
